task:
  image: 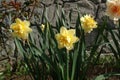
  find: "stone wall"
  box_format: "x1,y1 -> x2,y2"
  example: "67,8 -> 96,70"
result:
30,0 -> 112,46
33,0 -> 107,24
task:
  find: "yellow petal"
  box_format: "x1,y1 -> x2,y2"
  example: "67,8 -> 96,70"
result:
15,18 -> 22,23
23,20 -> 30,27
11,24 -> 22,31
55,34 -> 61,41
71,36 -> 79,43
66,44 -> 73,50
10,23 -> 17,29
25,27 -> 32,32
60,27 -> 68,35
68,29 -> 75,36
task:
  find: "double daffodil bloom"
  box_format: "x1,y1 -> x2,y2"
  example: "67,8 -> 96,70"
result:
10,18 -> 32,40
106,0 -> 120,20
55,27 -> 79,50
80,15 -> 97,33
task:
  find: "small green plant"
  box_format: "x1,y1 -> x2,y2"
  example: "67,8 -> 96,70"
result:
14,7 -> 107,80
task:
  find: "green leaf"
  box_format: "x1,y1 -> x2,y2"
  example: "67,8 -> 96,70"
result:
14,38 -> 25,57
94,73 -> 120,80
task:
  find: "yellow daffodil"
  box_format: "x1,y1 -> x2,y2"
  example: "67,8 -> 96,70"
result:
106,0 -> 120,20
55,27 -> 79,50
10,18 -> 32,40
80,14 -> 97,33
40,24 -> 45,31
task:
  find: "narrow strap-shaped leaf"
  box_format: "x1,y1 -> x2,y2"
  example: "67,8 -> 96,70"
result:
93,72 -> 120,80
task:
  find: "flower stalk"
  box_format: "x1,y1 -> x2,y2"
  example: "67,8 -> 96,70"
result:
67,50 -> 70,80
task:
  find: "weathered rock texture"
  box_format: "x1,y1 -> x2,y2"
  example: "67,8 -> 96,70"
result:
31,0 -> 112,47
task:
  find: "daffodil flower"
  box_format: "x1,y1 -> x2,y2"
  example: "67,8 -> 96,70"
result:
106,0 -> 120,20
80,15 -> 97,33
55,27 -> 79,50
10,18 -> 32,40
40,24 -> 45,31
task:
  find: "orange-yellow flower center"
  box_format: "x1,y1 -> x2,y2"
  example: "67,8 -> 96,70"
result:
106,0 -> 120,19
111,5 -> 120,13
59,35 -> 70,45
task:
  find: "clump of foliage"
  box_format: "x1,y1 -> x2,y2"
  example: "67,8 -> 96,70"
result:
0,0 -> 120,80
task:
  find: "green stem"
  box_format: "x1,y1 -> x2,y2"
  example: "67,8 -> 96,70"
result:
71,43 -> 79,80
67,50 -> 69,80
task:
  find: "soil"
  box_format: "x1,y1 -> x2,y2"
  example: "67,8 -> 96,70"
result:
5,65 -> 120,80
87,65 -> 120,80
